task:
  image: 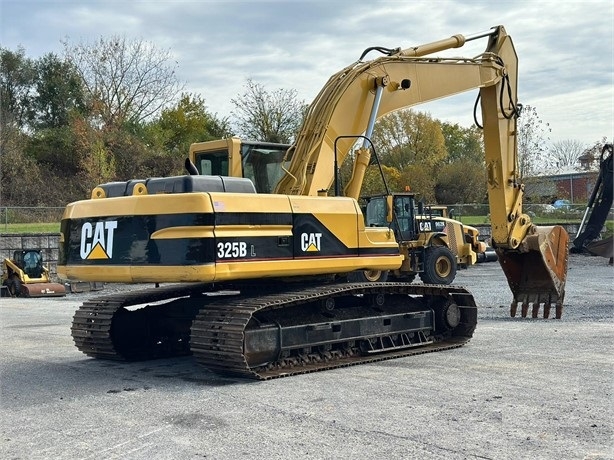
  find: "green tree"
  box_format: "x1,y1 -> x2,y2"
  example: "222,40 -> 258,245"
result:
0,131 -> 46,206
434,160 -> 486,204
0,47 -> 36,131
23,123 -> 91,204
230,78 -> 306,143
358,164 -> 402,197
441,122 -> 484,164
433,122 -> 486,204
399,164 -> 437,203
151,93 -> 232,155
371,109 -> 447,171
370,109 -> 447,201
69,116 -> 115,193
31,53 -> 86,129
0,48 -> 38,206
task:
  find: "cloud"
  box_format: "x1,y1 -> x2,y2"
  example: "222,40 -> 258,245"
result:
1,0 -> 612,145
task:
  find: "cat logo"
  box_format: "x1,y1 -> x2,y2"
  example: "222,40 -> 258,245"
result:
80,221 -> 118,260
301,232 -> 322,252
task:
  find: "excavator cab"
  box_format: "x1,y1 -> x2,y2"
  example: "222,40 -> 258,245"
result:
189,138 -> 291,194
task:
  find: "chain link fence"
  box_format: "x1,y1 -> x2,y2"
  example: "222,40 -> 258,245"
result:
0,207 -> 65,233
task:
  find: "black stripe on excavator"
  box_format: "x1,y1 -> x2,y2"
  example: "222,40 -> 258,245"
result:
60,214 -> 216,265
215,212 -> 293,226
60,212 -> 397,266
63,233 -> 395,266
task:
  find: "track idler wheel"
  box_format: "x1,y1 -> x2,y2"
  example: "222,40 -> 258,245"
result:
434,299 -> 461,333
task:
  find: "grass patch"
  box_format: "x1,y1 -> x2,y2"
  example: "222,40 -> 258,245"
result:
603,221 -> 614,238
0,223 -> 60,234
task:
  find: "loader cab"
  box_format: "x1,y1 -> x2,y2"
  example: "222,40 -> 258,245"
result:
13,250 -> 44,279
189,138 -> 292,194
365,193 -> 448,243
365,193 -> 421,242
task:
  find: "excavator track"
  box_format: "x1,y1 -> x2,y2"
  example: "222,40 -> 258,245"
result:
71,283 -> 214,360
72,282 -> 477,380
191,283 -> 477,380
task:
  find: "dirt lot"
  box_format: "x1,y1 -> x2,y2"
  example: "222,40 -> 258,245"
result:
1,253 -> 612,460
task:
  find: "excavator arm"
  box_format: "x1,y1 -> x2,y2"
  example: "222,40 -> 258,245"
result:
275,27 -> 508,197
275,25 -> 568,317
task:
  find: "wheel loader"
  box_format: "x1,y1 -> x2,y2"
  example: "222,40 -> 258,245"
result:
58,25 -> 569,380
2,249 -> 66,297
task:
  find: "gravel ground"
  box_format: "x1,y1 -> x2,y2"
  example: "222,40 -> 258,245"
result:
0,253 -> 612,460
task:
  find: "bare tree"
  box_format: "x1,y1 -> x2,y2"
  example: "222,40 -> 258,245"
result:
574,137 -> 611,170
516,105 -> 551,177
230,78 -> 306,143
62,35 -> 183,129
547,139 -> 586,169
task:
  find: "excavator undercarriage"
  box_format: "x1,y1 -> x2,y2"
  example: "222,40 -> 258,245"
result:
72,281 -> 476,380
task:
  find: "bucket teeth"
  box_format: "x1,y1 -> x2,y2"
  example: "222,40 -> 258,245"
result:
511,295 -> 562,320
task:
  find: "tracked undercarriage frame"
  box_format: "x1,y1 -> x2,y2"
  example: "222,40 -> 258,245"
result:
72,282 -> 477,380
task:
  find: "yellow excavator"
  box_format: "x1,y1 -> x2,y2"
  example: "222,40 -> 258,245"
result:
58,25 -> 569,380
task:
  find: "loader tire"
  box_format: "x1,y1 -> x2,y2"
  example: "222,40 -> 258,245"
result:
348,269 -> 389,283
6,276 -> 22,297
419,246 -> 456,285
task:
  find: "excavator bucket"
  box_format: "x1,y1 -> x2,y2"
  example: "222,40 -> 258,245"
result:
496,225 -> 569,319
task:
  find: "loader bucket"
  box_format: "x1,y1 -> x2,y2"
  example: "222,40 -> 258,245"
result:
496,225 -> 569,319
22,282 -> 67,298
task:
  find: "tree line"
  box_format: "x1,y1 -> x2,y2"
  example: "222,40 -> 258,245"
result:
1,36 -> 607,208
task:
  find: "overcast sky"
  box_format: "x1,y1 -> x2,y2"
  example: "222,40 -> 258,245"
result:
1,0 -> 612,146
